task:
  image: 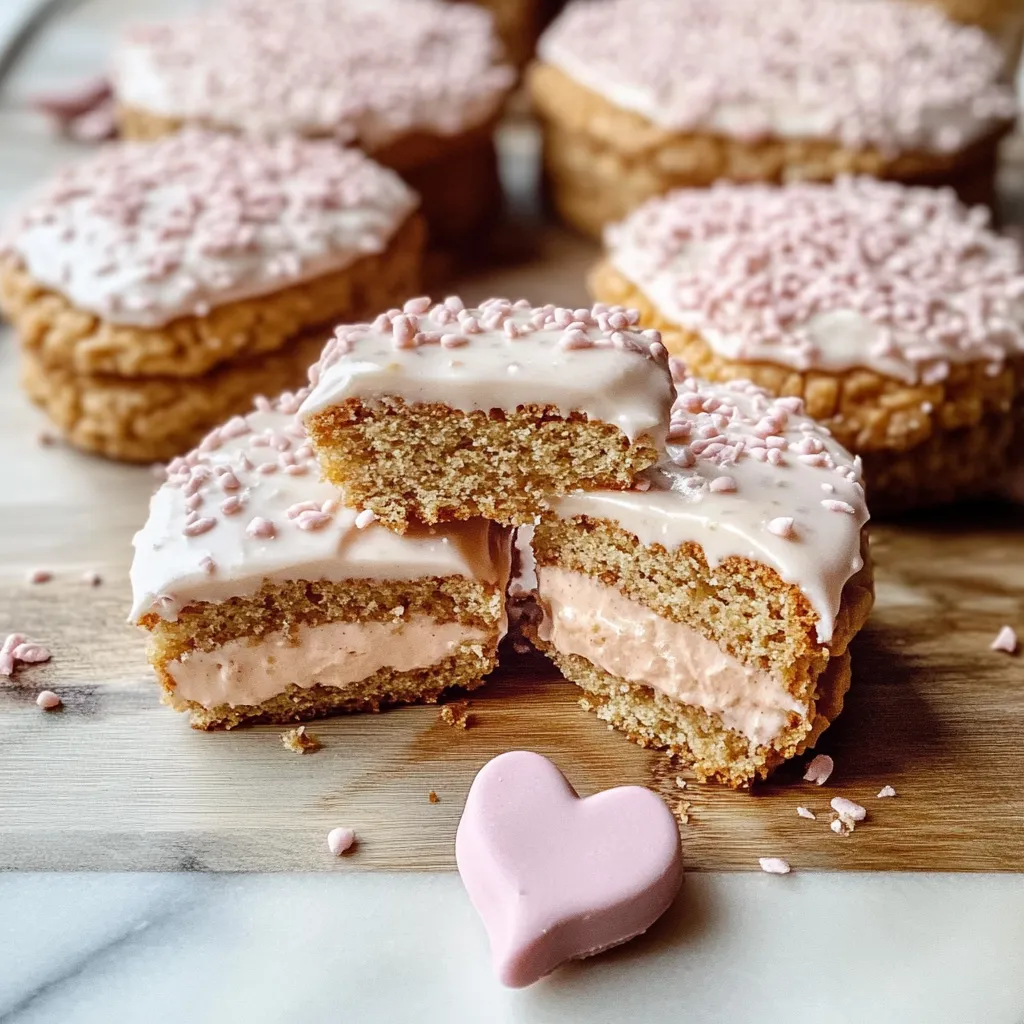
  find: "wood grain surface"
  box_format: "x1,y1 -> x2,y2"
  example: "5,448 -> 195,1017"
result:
0,0 -> 1022,874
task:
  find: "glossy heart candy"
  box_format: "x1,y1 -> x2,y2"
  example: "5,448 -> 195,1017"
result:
456,750 -> 683,987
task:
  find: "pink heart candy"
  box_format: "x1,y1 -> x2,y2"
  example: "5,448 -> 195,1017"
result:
456,750 -> 683,987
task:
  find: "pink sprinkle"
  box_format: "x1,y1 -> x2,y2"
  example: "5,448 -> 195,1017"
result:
803,754 -> 834,785
821,499 -> 857,514
295,510 -> 332,531
327,827 -> 356,856
321,499 -> 341,515
796,806 -> 816,820
246,517 -> 276,539
0,633 -> 27,676
220,496 -> 243,515
767,516 -> 796,538
82,570 -> 102,586
27,569 -> 52,584
199,555 -> 216,575
354,509 -> 377,529
709,476 -> 737,493
990,625 -> 1017,653
12,642 -> 51,665
392,315 -> 417,349
559,329 -> 592,350
403,296 -> 432,315
440,333 -> 468,348
286,501 -> 320,519
759,857 -> 791,875
182,517 -> 216,537
877,785 -> 897,798
36,690 -> 62,710
830,797 -> 867,822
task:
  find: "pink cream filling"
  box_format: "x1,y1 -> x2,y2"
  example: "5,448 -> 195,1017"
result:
536,567 -> 805,747
167,615 -> 492,709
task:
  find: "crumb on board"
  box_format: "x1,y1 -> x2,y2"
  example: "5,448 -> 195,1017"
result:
674,799 -> 691,824
877,785 -> 897,798
281,725 -> 322,753
27,569 -> 52,584
797,806 -> 816,820
674,777 -> 687,790
428,790 -> 440,804
439,700 -> 472,729
990,625 -> 1018,654
82,570 -> 103,586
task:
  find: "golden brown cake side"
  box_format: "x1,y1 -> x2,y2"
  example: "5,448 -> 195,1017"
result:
528,62 -> 1009,237
526,515 -> 874,786
305,396 -> 659,532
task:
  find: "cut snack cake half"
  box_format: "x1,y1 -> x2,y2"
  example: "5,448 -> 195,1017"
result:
299,297 -> 674,532
130,390 -> 510,729
523,370 -> 874,787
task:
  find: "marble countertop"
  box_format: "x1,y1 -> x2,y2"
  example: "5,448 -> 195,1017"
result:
1,3 -> 1023,1022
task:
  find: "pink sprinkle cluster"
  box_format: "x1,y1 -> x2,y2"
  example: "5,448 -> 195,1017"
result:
163,388 -> 329,556
664,370 -> 864,532
115,0 -> 514,145
610,178 -> 1024,383
3,131 -> 411,321
543,0 -> 1015,154
313,297 -> 665,380
0,633 -> 52,676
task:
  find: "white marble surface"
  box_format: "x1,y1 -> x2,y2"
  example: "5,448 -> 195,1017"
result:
1,872 -> 1023,1023
1,3 -> 1024,1022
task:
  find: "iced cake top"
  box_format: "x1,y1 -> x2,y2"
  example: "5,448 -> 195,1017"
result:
552,369 -> 870,643
113,0 -> 515,148
300,297 -> 675,442
1,132 -> 416,329
539,0 -> 1015,156
606,177 -> 1024,385
130,391 -> 508,622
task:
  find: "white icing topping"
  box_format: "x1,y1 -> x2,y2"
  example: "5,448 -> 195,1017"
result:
537,567 -> 804,746
549,375 -> 869,642
167,617 -> 493,709
2,132 -> 416,328
300,298 -> 674,442
130,392 -> 509,622
607,178 -> 1024,385
540,0 -> 1016,156
112,0 -> 515,149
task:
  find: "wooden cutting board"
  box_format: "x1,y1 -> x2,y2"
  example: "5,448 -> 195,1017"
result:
0,232 -> 1021,872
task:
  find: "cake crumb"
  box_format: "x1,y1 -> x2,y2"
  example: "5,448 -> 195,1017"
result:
281,725 -> 322,753
759,857 -> 791,875
674,777 -> 687,790
830,817 -> 850,836
82,570 -> 103,586
37,430 -> 57,447
803,753 -> 834,785
428,790 -> 440,803
439,700 -> 471,729
877,785 -> 897,798
990,625 -> 1018,653
796,806 -> 816,820
27,569 -> 53,584
327,827 -> 356,856
511,638 -> 532,654
674,800 -> 691,824
36,690 -> 61,710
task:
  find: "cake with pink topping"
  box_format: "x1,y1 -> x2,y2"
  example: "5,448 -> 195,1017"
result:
529,0 -> 1017,236
591,177 -> 1024,509
299,297 -> 674,533
522,372 -> 874,787
0,131 -> 421,462
129,391 -> 510,729
111,0 -> 515,248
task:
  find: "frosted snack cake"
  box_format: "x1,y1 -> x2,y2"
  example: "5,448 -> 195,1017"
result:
592,178 -> 1024,510
528,0 -> 1017,236
111,0 -> 515,248
523,373 -> 874,787
299,298 -> 674,532
130,392 -> 510,729
0,132 -> 421,462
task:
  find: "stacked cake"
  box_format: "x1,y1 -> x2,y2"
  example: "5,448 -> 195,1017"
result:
130,297 -> 873,786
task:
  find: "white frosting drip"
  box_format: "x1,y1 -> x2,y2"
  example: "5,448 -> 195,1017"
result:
300,300 -> 674,443
549,378 -> 869,643
2,133 -> 417,328
112,0 -> 514,149
130,400 -> 510,622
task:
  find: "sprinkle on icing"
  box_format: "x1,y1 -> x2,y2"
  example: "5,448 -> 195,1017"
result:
113,0 -> 514,148
129,391 -> 507,622
552,375 -> 868,643
540,0 -> 1015,155
1,132 -> 416,328
607,178 -> 1024,385
303,298 -> 672,443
